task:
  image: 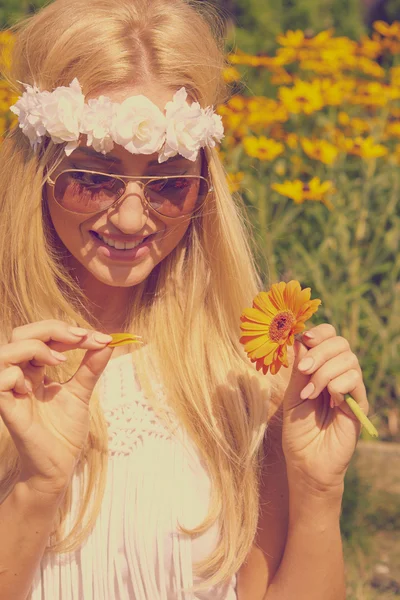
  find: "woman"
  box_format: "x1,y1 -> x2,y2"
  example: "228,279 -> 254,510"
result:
0,0 -> 369,598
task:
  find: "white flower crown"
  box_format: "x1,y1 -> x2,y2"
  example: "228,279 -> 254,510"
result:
10,78 -> 224,163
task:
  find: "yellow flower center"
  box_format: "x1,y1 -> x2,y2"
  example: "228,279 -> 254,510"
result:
269,310 -> 295,342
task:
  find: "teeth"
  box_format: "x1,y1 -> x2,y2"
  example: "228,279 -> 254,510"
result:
96,233 -> 144,250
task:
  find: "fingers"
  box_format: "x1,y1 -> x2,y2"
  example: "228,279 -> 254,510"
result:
0,340 -> 71,370
0,365 -> 29,400
297,336 -> 356,376
299,350 -> 360,400
2,321 -> 114,393
329,373 -> 369,420
63,344 -> 114,405
10,321 -> 114,366
301,323 -> 337,345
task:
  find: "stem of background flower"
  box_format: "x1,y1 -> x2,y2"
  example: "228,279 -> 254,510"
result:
364,167 -> 399,269
257,173 -> 278,283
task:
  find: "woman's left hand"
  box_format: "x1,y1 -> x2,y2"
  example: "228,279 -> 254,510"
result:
281,323 -> 369,494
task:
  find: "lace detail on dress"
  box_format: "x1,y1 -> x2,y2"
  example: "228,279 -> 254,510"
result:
100,353 -> 179,456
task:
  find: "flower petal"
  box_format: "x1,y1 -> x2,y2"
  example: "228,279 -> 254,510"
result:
243,334 -> 271,353
249,340 -> 277,360
253,292 -> 277,317
241,307 -> 273,325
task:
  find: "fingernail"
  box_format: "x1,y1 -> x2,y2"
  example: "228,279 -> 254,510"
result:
300,382 -> 315,400
303,331 -> 315,339
50,349 -> 67,362
298,357 -> 314,372
68,326 -> 89,336
93,333 -> 114,344
24,378 -> 33,393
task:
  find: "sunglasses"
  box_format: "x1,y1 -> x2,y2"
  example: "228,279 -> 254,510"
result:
46,169 -> 213,218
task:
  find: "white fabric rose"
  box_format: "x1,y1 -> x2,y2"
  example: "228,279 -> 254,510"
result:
110,95 -> 166,155
39,78 -> 85,156
10,79 -> 225,160
202,107 -> 225,148
80,96 -> 115,155
158,87 -> 209,164
10,82 -> 49,152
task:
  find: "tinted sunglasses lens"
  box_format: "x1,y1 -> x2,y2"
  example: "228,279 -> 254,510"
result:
145,176 -> 209,217
54,171 -> 124,213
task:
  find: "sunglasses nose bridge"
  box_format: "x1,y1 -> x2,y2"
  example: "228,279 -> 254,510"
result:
117,177 -> 146,198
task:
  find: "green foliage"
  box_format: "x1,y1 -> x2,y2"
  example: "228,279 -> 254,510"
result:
0,0 -> 49,28
341,462 -> 372,548
216,0 -> 366,54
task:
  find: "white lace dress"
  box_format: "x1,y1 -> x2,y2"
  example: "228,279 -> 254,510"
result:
28,351 -> 238,600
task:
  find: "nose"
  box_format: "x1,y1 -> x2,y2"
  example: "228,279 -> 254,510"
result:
108,180 -> 149,231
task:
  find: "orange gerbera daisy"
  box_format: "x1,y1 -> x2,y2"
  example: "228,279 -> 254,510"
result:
240,280 -> 321,375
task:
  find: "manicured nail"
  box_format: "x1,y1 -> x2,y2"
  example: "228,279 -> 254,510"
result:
303,331 -> 315,339
50,349 -> 67,362
300,382 -> 315,400
68,326 -> 89,336
93,333 -> 114,344
298,357 -> 314,372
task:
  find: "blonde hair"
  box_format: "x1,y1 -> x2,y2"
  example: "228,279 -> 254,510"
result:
0,0 -> 279,591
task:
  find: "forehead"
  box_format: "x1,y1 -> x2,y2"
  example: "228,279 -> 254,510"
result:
88,82 -> 178,113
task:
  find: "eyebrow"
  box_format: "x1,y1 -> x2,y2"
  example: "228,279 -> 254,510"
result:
75,146 -> 188,167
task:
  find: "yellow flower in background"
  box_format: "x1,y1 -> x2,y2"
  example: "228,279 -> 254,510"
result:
0,116 -> 6,137
246,97 -> 289,129
277,28 -> 335,50
227,95 -> 247,112
373,20 -> 400,38
271,68 -> 295,86
272,177 -> 335,208
357,56 -> 385,79
279,79 -> 325,115
342,136 -> 388,159
337,112 -> 371,135
243,136 -> 284,161
227,171 -> 245,194
240,280 -> 321,375
0,30 -> 15,70
319,80 -> 349,106
358,35 -> 383,60
390,66 -> 400,86
223,66 -> 241,84
276,30 -> 306,49
385,119 -> 400,138
300,138 -> 339,165
285,133 -> 299,149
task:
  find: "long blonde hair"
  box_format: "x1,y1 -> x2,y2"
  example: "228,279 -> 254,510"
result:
0,0 -> 278,591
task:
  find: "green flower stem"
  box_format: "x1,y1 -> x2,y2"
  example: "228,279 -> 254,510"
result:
345,395 -> 378,438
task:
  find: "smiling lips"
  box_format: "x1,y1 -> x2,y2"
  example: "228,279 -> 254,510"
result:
91,230 -> 153,250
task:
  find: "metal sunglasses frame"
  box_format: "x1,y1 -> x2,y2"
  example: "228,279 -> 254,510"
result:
46,168 -> 214,219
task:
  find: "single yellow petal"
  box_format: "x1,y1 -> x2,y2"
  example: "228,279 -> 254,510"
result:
249,340 -> 278,360
108,333 -> 143,348
244,334 -> 271,353
269,281 -> 287,310
240,320 -> 270,333
242,307 -> 273,325
253,292 -> 278,317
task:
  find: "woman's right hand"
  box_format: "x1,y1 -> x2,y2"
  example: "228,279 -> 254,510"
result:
0,320 -> 115,498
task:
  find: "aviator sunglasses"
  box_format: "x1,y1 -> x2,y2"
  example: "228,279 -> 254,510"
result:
46,165 -> 214,219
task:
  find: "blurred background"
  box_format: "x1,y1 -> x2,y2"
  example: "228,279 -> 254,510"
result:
1,1 -> 400,598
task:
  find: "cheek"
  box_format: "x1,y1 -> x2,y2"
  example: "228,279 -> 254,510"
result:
162,220 -> 191,249
45,186 -> 85,248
